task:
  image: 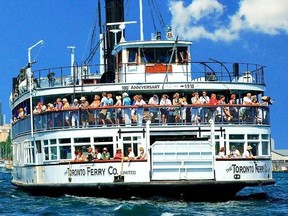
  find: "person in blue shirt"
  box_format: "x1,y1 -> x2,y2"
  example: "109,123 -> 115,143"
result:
122,92 -> 131,126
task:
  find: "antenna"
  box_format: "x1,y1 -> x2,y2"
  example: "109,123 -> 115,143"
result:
107,21 -> 137,43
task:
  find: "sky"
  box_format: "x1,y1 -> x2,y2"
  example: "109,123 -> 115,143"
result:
0,0 -> 286,149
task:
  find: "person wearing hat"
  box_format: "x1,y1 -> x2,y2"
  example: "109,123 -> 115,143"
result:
113,147 -> 123,160
89,95 -> 101,126
229,145 -> 241,158
71,98 -> 79,127
100,147 -> 110,160
79,96 -> 90,128
122,92 -> 131,126
148,94 -> 159,123
160,94 -> 171,125
62,98 -> 71,126
243,145 -> 254,158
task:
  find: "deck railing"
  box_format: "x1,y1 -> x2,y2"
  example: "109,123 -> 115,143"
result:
11,104 -> 270,139
13,61 -> 265,99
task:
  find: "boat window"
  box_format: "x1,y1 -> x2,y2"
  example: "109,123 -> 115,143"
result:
247,134 -> 259,140
60,146 -> 71,159
140,48 -> 173,63
229,134 -> 244,140
59,138 -> 71,144
92,137 -> 113,157
94,137 -> 113,143
215,141 -> 220,154
248,142 -> 259,156
36,140 -> 42,154
50,139 -> 57,145
123,136 -> 142,157
74,137 -> 90,143
262,141 -> 269,155
261,134 -> 269,140
44,147 -> 49,160
43,140 -> 48,146
50,146 -> 57,160
229,142 -> 244,155
128,48 -> 138,63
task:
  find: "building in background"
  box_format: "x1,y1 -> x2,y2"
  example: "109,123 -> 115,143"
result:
0,124 -> 10,142
0,101 -> 4,126
272,150 -> 288,171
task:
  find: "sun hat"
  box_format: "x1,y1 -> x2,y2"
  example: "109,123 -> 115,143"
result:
247,145 -> 253,150
80,96 -> 86,101
103,147 -> 107,151
122,92 -> 128,98
74,98 -> 78,102
116,147 -> 122,151
62,98 -> 67,102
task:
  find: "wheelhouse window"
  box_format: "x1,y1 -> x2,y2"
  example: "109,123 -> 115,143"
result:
125,47 -> 189,64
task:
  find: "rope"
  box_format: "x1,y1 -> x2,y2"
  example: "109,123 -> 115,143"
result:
148,0 -> 157,32
151,0 -> 166,28
32,45 -> 44,63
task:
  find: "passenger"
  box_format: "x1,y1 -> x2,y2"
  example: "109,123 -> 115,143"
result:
46,103 -> 54,129
99,92 -> 108,127
113,147 -> 123,160
243,145 -> 254,158
172,93 -> 181,124
134,95 -> 146,126
217,147 -> 226,158
229,146 -> 241,158
148,94 -> 159,123
229,94 -> 238,121
217,95 -> 233,122
160,94 -> 171,125
33,102 -> 44,114
71,98 -> 80,127
89,94 -> 101,125
100,147 -> 110,160
207,93 -> 219,121
73,149 -> 86,162
114,96 -> 123,126
259,96 -> 271,124
79,96 -> 90,128
17,108 -> 25,119
131,95 -> 137,124
127,147 -> 135,161
122,92 -> 132,126
191,91 -> 201,125
180,97 -> 188,125
199,91 -> 210,122
136,147 -> 146,160
251,95 -> 260,123
93,148 -> 102,161
86,147 -> 94,162
62,98 -> 71,126
240,93 -> 252,122
106,93 -> 114,126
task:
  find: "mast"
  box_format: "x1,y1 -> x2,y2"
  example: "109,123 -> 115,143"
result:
139,0 -> 144,40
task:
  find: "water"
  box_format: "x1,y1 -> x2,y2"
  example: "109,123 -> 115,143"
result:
0,172 -> 287,216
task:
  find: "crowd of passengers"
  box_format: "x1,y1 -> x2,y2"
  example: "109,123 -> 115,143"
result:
14,91 -> 271,127
217,145 -> 255,159
73,146 -> 146,162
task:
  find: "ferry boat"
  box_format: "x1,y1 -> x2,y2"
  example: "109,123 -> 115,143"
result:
10,0 -> 275,201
